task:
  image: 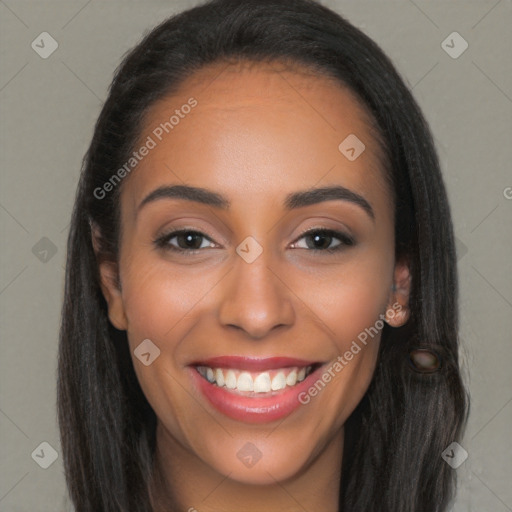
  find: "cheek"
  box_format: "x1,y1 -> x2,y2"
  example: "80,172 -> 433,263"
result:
119,256 -> 216,345
291,248 -> 392,424
296,252 -> 393,342
117,256 -> 219,442
297,279 -> 385,436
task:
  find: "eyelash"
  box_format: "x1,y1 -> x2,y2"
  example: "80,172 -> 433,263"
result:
153,227 -> 355,255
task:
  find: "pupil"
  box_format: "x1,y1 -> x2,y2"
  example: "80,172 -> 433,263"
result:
180,233 -> 201,249
309,233 -> 331,249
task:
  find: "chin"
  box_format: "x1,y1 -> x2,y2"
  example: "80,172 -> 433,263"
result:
199,435 -> 314,486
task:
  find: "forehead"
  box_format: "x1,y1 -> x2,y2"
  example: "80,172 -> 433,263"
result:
123,60 -> 390,215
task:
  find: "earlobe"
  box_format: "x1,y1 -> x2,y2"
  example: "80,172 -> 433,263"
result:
98,261 -> 128,330
385,260 -> 411,327
91,222 -> 128,331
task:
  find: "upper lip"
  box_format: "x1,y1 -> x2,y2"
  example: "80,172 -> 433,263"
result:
190,356 -> 321,371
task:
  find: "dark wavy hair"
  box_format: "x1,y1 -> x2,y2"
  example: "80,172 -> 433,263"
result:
57,0 -> 469,510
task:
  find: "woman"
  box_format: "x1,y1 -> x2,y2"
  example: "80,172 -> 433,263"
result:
57,0 -> 469,510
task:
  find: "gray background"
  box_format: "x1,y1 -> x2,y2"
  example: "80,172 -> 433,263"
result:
1,1 -> 511,511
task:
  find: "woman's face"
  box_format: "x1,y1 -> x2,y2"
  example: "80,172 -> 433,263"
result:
98,61 -> 409,486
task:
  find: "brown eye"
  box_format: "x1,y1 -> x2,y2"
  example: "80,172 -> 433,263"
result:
292,229 -> 355,252
155,230 -> 215,252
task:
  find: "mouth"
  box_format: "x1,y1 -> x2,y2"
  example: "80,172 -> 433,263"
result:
189,356 -> 326,423
195,364 -> 319,395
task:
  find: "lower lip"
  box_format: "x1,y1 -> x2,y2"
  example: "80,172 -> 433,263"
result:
190,365 -> 325,424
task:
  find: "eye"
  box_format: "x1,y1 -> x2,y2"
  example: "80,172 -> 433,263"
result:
154,229 -> 217,253
154,227 -> 355,255
291,228 -> 355,253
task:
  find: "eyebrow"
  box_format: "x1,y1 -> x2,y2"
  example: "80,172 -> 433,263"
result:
138,184 -> 375,220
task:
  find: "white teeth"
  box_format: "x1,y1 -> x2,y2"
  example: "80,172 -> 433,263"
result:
253,372 -> 271,393
271,372 -> 287,391
237,372 -> 253,392
225,370 -> 237,389
286,370 -> 298,386
215,368 -> 225,387
197,365 -> 314,393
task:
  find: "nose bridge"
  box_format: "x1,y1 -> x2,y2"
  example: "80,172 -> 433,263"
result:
217,243 -> 295,338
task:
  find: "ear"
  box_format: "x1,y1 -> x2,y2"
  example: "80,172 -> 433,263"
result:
384,259 -> 411,328
91,222 -> 128,331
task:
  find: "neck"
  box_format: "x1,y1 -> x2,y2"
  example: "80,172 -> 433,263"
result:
149,421 -> 344,512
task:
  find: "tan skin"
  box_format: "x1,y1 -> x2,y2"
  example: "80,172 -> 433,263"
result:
95,60 -> 411,512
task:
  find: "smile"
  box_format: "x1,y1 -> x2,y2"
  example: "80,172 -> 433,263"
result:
189,356 -> 325,423
195,365 -> 314,394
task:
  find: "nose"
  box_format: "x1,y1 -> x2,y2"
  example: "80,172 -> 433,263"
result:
217,250 -> 295,339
